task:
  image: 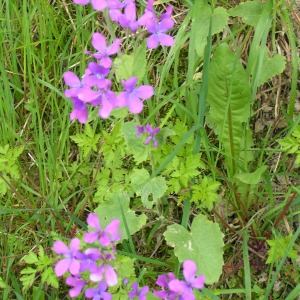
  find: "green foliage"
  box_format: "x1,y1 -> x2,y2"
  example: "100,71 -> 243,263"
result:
130,168 -> 167,209
122,122 -> 149,163
229,1 -> 265,27
190,176 -> 221,210
115,43 -> 147,82
191,2 -> 229,57
257,53 -> 286,86
20,246 -> 58,291
94,191 -> 147,240
266,234 -> 298,264
70,124 -> 101,158
278,126 -> 300,166
207,43 -> 252,176
0,144 -> 24,195
164,214 -> 224,284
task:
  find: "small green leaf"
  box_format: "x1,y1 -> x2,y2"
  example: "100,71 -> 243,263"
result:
94,191 -> 147,240
258,53 -> 286,86
23,252 -> 39,264
0,276 -> 7,289
266,234 -> 298,264
164,214 -> 224,284
229,1 -> 265,27
234,165 -> 268,185
122,122 -> 149,163
130,169 -> 167,208
192,3 -> 229,57
41,267 -> 59,288
115,43 -> 147,82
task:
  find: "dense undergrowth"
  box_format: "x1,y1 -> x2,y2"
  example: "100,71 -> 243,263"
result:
0,0 -> 299,299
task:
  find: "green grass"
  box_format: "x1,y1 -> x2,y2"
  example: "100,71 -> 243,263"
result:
1,0 -> 300,299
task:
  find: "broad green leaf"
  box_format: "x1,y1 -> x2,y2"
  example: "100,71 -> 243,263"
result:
164,214 -> 224,284
229,1 -> 265,27
115,43 -> 147,82
130,168 -> 167,209
192,2 -> 229,57
234,165 -> 267,185
122,122 -> 148,163
207,43 -> 252,176
94,191 -> 147,240
258,53 -> 286,86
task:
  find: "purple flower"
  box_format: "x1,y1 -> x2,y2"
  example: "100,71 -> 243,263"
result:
128,282 -> 149,300
84,62 -> 110,88
117,77 -> 154,114
66,275 -> 87,298
90,260 -> 118,286
84,213 -> 121,246
70,97 -> 89,123
76,248 -> 102,272
73,0 -> 90,5
146,18 -> 174,49
53,238 -> 81,276
118,0 -> 139,32
136,124 -> 160,147
64,71 -> 88,98
168,260 -> 205,300
86,33 -> 121,68
153,272 -> 179,299
85,282 -> 112,300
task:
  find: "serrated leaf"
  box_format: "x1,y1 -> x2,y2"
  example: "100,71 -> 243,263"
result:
115,43 -> 147,82
94,191 -> 147,240
258,53 -> 286,86
23,252 -> 39,264
164,214 -> 224,284
229,1 -> 265,27
266,235 -> 298,264
41,267 -> 59,288
192,3 -> 229,57
122,122 -> 148,163
207,43 -> 252,176
130,169 -> 167,208
20,267 -> 37,290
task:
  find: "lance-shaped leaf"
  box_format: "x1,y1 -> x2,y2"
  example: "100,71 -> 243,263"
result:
207,43 -> 252,176
164,214 -> 224,284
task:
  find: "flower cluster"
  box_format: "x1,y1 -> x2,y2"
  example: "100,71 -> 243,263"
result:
136,123 -> 160,147
64,0 -> 174,123
53,213 -> 205,299
53,213 -> 121,298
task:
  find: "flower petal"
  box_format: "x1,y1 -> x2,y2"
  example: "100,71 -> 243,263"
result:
168,279 -> 187,293
135,85 -> 154,99
127,94 -> 144,114
159,33 -> 174,47
70,238 -> 80,252
191,275 -> 205,289
91,0 -> 108,10
107,38 -> 121,55
55,258 -> 71,277
183,260 -> 197,283
147,34 -> 159,49
69,259 -> 81,275
158,18 -> 174,32
84,232 -> 99,244
53,241 -> 69,255
63,71 -> 81,87
92,33 -> 106,52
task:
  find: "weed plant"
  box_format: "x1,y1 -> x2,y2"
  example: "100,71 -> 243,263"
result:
0,0 -> 299,299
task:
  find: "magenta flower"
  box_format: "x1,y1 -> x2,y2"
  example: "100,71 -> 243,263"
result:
84,62 -> 110,88
84,213 -> 121,246
53,238 -> 81,276
168,260 -> 205,300
69,97 -> 89,123
118,0 -> 139,32
66,275 -> 87,298
128,282 -> 149,300
86,33 -> 121,68
146,18 -> 174,49
85,282 -> 112,300
63,71 -> 88,98
136,124 -> 160,147
117,77 -> 154,114
76,248 -> 102,272
90,260 -> 118,286
153,272 -> 179,299
74,0 -> 122,11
